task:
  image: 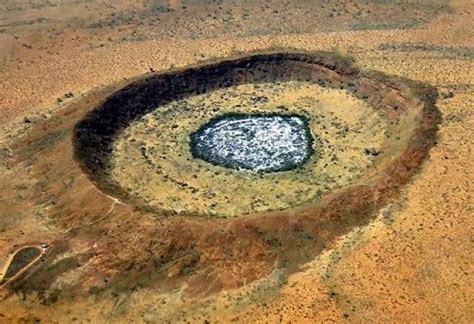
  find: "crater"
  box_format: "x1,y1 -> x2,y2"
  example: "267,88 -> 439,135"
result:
74,51 -> 413,217
74,51 -> 439,219
59,50 -> 440,295
190,113 -> 314,172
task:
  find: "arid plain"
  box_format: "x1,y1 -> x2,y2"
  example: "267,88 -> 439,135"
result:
0,0 -> 473,322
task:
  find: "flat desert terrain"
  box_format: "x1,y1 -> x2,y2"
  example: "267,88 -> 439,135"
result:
0,0 -> 472,322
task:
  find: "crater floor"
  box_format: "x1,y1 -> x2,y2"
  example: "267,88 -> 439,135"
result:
190,113 -> 314,173
110,80 -> 388,216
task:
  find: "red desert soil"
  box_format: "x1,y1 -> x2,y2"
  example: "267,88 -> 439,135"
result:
0,0 -> 473,322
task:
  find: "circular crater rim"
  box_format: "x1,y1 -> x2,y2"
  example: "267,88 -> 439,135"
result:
73,50 -> 440,219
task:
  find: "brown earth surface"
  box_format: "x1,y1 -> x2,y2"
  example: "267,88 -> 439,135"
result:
0,0 -> 473,323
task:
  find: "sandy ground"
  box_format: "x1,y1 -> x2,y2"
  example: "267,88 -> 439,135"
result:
0,0 -> 473,322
